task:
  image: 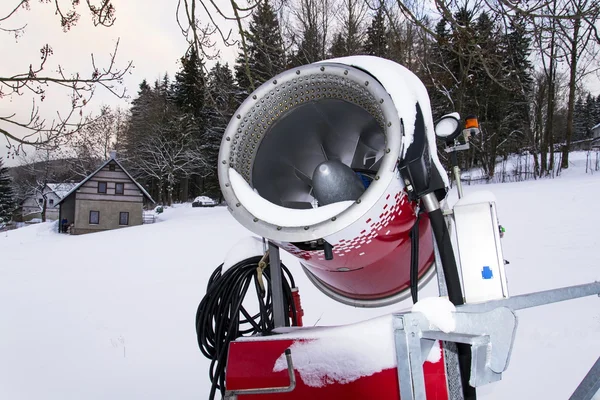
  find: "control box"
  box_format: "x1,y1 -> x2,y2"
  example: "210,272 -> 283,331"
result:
452,191 -> 509,303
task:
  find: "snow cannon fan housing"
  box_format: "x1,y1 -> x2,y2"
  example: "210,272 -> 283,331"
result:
218,56 -> 448,307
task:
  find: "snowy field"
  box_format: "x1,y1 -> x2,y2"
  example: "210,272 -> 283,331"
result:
1,152 -> 599,399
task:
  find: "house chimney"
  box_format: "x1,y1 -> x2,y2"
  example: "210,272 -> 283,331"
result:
109,150 -> 117,160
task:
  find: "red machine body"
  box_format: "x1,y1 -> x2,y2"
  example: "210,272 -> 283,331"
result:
226,337 -> 448,399
278,193 -> 435,303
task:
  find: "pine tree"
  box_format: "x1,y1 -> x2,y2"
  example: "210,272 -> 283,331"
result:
329,33 -> 346,58
291,25 -> 324,66
594,95 -> 600,128
573,96 -> 586,141
498,19 -> 534,154
584,93 -> 597,138
0,157 -> 15,223
204,62 -> 240,200
470,11 -> 506,173
171,49 -> 209,200
121,80 -> 154,159
503,20 -> 533,96
121,76 -> 201,205
426,18 -> 456,118
234,0 -> 285,93
172,48 -> 206,119
363,7 -> 388,57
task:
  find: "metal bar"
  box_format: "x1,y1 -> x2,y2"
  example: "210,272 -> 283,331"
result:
268,241 -> 287,329
393,316 -> 427,400
433,232 -> 465,400
423,193 -> 475,399
422,192 -> 440,213
458,282 -> 600,313
225,349 -> 296,396
569,356 -> 600,400
451,155 -> 464,199
433,232 -> 449,298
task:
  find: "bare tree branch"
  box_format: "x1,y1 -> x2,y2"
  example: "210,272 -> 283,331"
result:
0,2 -> 132,155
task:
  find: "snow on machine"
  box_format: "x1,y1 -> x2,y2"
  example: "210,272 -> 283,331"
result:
195,56 -> 600,400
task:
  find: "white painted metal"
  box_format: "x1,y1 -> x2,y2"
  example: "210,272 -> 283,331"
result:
453,197 -> 509,303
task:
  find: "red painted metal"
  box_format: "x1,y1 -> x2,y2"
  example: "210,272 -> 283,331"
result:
304,216 -> 434,300
289,288 -> 304,326
226,338 -> 449,399
278,191 -> 434,301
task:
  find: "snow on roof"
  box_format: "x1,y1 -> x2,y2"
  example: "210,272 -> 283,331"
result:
46,183 -> 79,199
56,158 -> 155,205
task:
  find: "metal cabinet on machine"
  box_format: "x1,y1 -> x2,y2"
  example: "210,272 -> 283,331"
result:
452,193 -> 509,304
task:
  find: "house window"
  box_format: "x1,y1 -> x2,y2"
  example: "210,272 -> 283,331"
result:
49,199 -> 54,206
109,164 -> 116,171
38,198 -> 43,204
119,212 -> 129,226
98,182 -> 107,193
115,183 -> 124,195
89,210 -> 100,224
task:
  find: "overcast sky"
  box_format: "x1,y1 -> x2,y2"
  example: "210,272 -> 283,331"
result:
0,0 -> 239,165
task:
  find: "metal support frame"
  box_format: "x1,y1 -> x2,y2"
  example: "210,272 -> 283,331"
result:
395,307 -> 517,399
433,238 -> 465,400
569,356 -> 600,400
393,281 -> 600,400
458,282 -> 600,313
268,241 -> 287,329
444,140 -> 470,199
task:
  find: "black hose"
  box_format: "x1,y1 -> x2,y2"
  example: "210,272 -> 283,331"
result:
428,208 -> 462,305
195,256 -> 297,400
427,207 -> 477,400
409,212 -> 421,304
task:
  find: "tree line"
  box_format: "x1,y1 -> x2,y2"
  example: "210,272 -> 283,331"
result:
3,0 -> 600,213
122,0 -> 599,199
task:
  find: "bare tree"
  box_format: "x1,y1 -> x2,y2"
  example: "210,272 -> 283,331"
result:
287,0 -> 332,63
13,149 -> 69,222
58,105 -> 126,178
556,0 -> 600,168
329,0 -> 368,56
135,124 -> 209,205
0,1 -> 132,155
175,0 -> 257,79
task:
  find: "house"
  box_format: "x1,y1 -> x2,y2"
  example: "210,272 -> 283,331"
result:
592,123 -> 600,148
20,183 -> 78,221
56,152 -> 154,235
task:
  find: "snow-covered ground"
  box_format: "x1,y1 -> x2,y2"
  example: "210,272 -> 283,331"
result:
461,148 -> 600,183
1,156 -> 599,399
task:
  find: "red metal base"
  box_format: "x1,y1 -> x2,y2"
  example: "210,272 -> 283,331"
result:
226,336 -> 449,399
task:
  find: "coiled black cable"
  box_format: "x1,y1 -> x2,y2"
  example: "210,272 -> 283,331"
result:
195,256 -> 297,400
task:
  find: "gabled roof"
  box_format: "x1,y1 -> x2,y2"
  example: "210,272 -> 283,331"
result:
56,157 -> 155,205
592,122 -> 600,130
46,183 -> 79,199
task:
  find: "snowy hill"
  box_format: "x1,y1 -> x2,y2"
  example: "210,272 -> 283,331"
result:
1,156 -> 599,399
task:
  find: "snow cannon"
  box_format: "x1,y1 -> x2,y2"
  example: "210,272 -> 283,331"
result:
218,56 -> 449,307
198,56 -> 600,400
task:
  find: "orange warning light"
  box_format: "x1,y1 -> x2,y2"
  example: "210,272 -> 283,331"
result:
465,115 -> 479,130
